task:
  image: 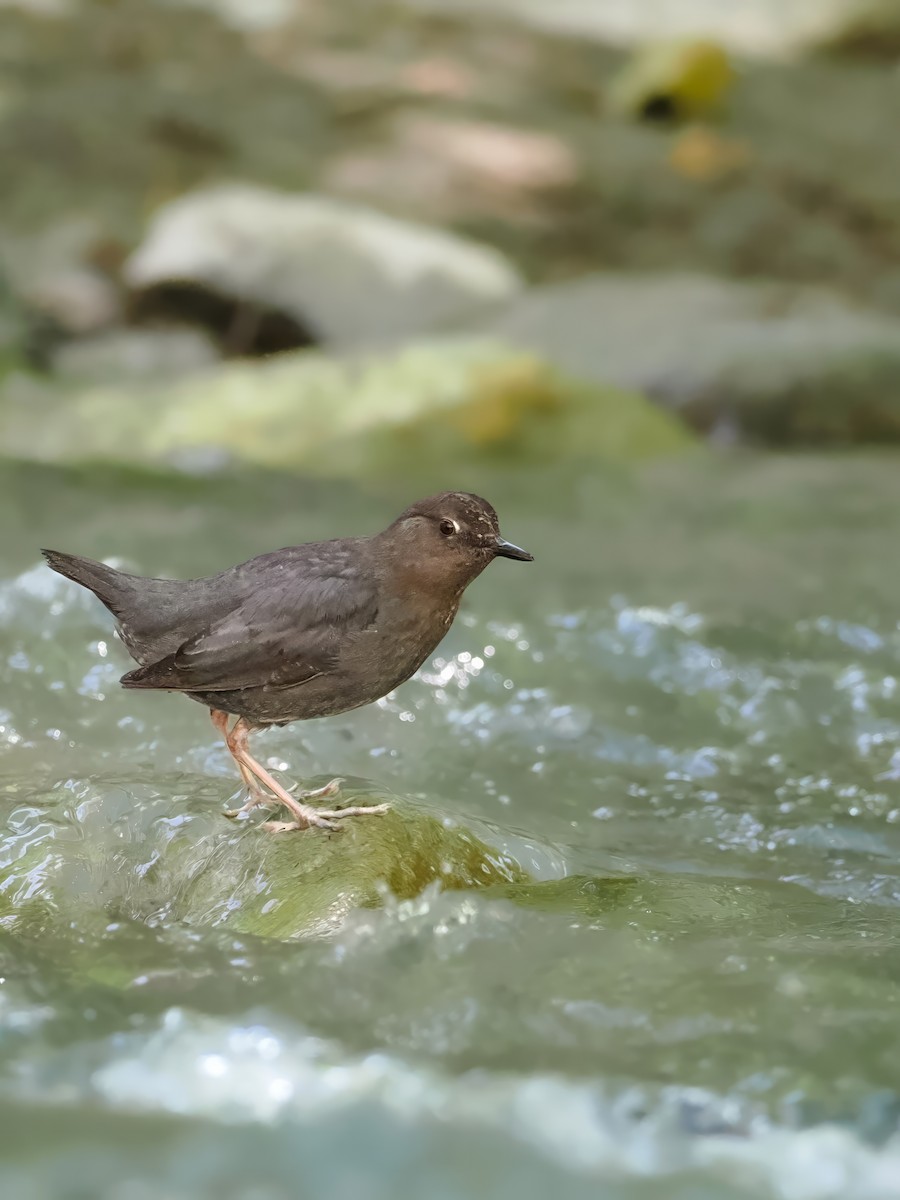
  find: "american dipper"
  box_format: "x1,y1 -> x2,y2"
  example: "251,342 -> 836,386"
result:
42,492 -> 532,832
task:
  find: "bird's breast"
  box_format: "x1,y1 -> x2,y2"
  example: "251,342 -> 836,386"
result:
343,595 -> 460,693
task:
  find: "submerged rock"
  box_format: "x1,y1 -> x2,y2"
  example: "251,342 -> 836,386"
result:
175,791 -> 530,940
124,184 -> 523,353
0,779 -> 528,942
0,337 -> 692,474
488,273 -> 900,443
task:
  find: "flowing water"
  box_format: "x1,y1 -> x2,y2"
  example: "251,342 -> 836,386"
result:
3,453 -> 900,1200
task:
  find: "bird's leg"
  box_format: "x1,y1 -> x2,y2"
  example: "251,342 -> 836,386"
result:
211,710 -> 389,833
211,709 -> 273,817
244,750 -> 391,834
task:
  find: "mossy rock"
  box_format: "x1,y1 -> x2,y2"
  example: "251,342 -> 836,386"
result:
164,793 -> 531,940
0,338 -> 693,475
0,782 -> 528,945
489,274 -> 900,444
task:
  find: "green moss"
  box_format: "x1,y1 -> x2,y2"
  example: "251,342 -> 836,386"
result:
166,797 -> 529,940
0,339 -> 694,478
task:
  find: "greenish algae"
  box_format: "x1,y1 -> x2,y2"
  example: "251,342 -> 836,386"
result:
0,339 -> 694,479
0,787 -> 529,947
167,795 -> 530,940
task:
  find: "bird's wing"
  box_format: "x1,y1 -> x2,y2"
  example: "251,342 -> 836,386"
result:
120,551 -> 378,693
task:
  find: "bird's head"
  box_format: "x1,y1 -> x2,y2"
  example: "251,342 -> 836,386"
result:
379,491 -> 533,594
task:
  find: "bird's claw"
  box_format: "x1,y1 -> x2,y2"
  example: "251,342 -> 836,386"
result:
222,793 -> 274,819
261,802 -> 390,834
224,778 -> 343,821
299,777 -> 344,801
262,817 -> 338,833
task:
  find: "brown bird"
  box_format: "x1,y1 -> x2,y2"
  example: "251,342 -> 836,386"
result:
42,492 -> 532,832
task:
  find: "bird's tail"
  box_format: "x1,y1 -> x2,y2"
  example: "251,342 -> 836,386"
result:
41,549 -> 137,619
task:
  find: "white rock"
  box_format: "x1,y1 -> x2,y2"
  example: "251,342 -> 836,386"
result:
124,184 -> 522,347
403,0 -> 892,59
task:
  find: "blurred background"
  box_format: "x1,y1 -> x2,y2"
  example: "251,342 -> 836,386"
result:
3,0 -> 900,459
4,2 -> 900,1199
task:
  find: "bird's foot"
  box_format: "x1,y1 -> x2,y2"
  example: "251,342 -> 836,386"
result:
223,776 -> 275,819
221,744 -> 384,832
298,777 -> 343,801
262,801 -> 390,834
221,753 -> 272,818
226,776 -> 344,821
223,796 -> 274,819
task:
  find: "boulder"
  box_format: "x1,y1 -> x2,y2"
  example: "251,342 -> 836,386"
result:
0,337 -> 692,474
124,184 -> 523,352
488,273 -> 900,443
0,772 -> 528,943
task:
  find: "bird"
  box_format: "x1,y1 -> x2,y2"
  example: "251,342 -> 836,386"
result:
42,491 -> 533,832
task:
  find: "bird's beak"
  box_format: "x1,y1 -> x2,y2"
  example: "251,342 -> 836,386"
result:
494,536 -> 534,562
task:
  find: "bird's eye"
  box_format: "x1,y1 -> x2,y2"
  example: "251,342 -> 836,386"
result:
439,519 -> 457,537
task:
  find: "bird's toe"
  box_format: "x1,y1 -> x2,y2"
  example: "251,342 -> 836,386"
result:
317,803 -> 390,820
261,818 -> 305,834
299,777 -> 344,800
